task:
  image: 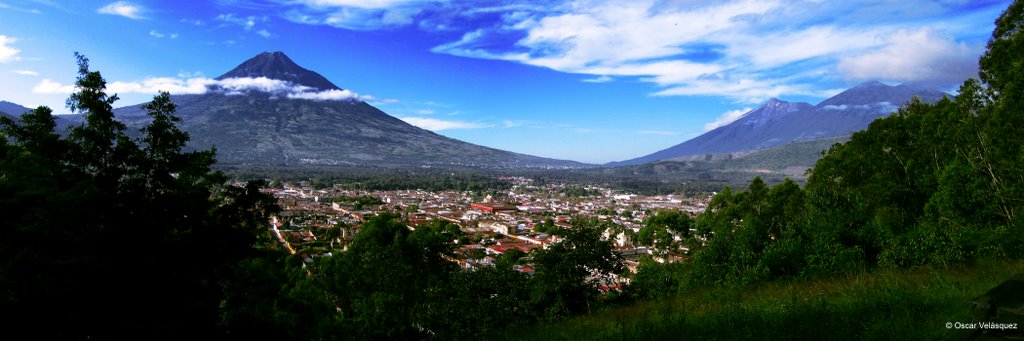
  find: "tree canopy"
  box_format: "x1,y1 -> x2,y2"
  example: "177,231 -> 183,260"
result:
0,54 -> 279,337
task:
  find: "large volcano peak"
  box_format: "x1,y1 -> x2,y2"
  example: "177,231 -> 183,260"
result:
216,51 -> 341,91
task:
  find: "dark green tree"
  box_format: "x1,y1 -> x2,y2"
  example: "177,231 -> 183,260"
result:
0,54 -> 281,337
314,214 -> 456,339
530,217 -> 624,319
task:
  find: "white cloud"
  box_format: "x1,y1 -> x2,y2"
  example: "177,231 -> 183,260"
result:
0,3 -> 43,14
838,28 -> 979,87
704,106 -> 753,131
31,76 -> 369,103
149,30 -> 164,38
0,35 -> 20,63
429,1 -> 798,101
293,0 -> 422,9
32,79 -> 77,94
501,120 -> 529,128
107,77 -> 216,95
398,117 -> 491,131
655,79 -> 812,104
217,14 -> 251,30
217,76 -> 309,92
875,101 -> 898,113
286,89 -> 361,101
582,75 -> 612,83
822,104 -> 847,110
369,98 -> 400,105
414,109 -> 435,115
497,1 -> 772,69
425,0 -> 989,101
282,0 -> 425,30
13,69 -> 38,76
217,14 -> 272,38
217,13 -> 268,32
325,6 -> 421,30
178,70 -> 205,78
730,25 -> 883,68
98,1 -> 144,20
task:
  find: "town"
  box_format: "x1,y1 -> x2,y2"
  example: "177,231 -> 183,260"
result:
264,176 -> 712,288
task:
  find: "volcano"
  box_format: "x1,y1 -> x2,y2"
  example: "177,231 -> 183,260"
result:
107,52 -> 587,169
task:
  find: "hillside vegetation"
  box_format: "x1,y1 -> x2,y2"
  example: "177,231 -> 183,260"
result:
505,260 -> 1024,340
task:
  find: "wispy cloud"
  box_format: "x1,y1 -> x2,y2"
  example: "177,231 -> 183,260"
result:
286,89 -> 362,101
368,98 -> 399,105
838,28 -> 979,87
281,0 -> 426,30
430,1 -> 983,102
31,75 -> 370,102
217,13 -> 272,37
149,30 -> 178,39
398,117 -> 491,131
704,106 -> 754,132
294,0 -> 423,9
98,1 -> 145,20
582,75 -> 612,83
0,35 -> 20,63
0,2 -> 42,14
217,13 -> 257,29
414,109 -> 435,115
13,69 -> 38,76
32,79 -> 76,94
501,120 -> 530,128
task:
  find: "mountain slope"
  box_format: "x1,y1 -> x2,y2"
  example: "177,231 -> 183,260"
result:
608,82 -> 948,166
108,52 -> 587,169
0,100 -> 31,118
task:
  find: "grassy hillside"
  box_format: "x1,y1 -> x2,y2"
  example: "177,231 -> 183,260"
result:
718,135 -> 849,174
500,260 -> 1023,340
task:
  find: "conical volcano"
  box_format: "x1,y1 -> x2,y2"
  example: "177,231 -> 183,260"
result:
110,52 -> 586,169
216,51 -> 340,91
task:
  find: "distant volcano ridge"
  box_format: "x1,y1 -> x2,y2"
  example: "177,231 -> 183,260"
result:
608,81 -> 949,167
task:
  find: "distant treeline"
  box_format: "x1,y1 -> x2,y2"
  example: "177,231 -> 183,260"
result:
227,164 -> 763,196
229,165 -> 514,192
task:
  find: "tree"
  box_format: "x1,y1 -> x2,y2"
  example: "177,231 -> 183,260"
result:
313,214 -> 457,339
626,256 -> 689,300
638,210 -> 694,253
0,54 -> 281,337
530,217 -> 624,319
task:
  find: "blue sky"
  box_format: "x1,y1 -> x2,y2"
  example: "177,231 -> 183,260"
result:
0,0 -> 1011,163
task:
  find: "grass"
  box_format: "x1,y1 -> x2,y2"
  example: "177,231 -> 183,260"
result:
500,259 -> 1024,340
